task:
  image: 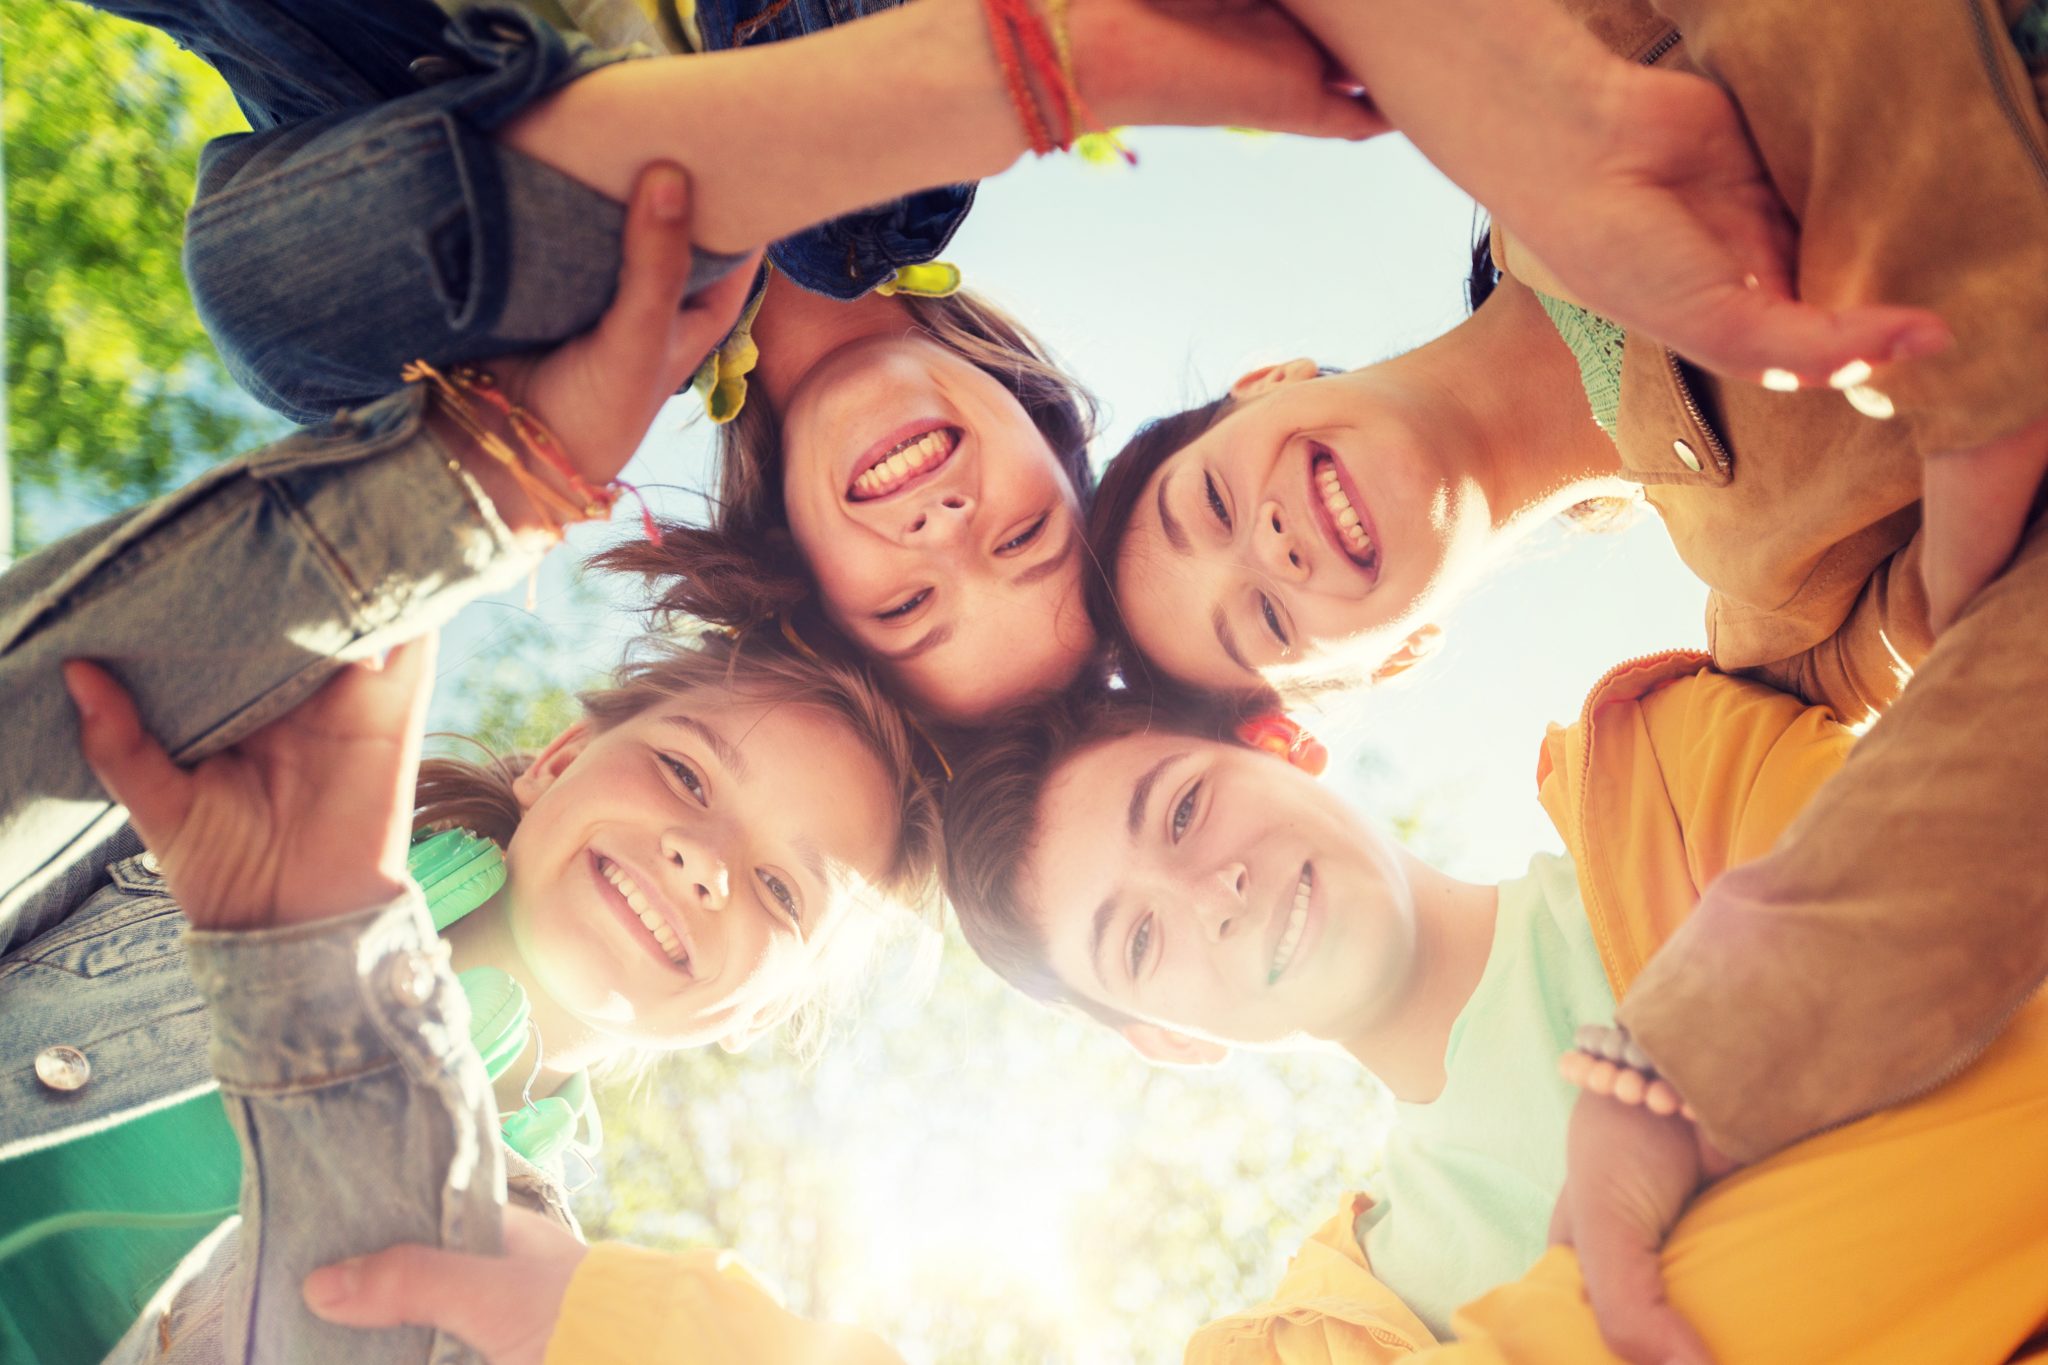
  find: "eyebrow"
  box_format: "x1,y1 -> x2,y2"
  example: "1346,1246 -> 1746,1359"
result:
1091,750 -> 1185,988
1010,527 -> 1078,588
1211,606 -> 1255,678
874,623 -> 955,663
663,715 -> 747,780
1156,469 -> 1191,554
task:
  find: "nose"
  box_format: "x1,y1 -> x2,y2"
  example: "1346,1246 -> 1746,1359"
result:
659,831 -> 730,912
1253,499 -> 1311,584
902,492 -> 975,547
1191,861 -> 1250,943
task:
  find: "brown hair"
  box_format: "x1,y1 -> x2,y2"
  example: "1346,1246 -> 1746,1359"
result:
941,685 -> 1237,1028
595,290 -> 1100,667
413,629 -> 943,1058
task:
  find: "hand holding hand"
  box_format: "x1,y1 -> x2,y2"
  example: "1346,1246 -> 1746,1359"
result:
448,164 -> 764,518
1548,1091 -> 1734,1365
303,1207 -> 587,1365
1921,409 -> 2048,635
65,637 -> 437,931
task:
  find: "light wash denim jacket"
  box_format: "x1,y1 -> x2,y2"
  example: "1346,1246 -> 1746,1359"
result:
86,0 -> 971,422
0,388 -> 555,1361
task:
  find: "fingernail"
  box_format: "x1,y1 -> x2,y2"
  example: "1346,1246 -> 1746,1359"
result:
60,663 -> 95,723
1325,79 -> 1368,97
1827,358 -> 1873,390
1844,384 -> 1896,420
1759,368 -> 1799,392
653,169 -> 685,222
303,1259 -> 361,1312
1890,322 -> 1954,363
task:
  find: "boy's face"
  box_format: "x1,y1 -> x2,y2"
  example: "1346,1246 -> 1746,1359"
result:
1023,733 -> 1418,1056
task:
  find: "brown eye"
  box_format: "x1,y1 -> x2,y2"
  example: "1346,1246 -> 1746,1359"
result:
1128,915 -> 1153,977
1171,783 -> 1201,841
1204,474 -> 1231,531
876,588 -> 931,621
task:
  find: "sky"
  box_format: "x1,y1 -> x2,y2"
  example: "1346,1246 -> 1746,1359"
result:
440,124 -> 1711,885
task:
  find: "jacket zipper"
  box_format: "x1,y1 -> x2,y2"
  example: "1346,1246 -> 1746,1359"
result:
1663,351 -> 1733,474
1637,28 -> 1682,66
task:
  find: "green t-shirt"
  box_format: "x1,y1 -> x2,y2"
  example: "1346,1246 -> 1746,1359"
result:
1357,853 -> 1616,1339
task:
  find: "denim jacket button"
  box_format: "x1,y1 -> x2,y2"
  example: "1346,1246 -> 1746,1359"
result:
34,1045 -> 92,1093
138,849 -> 162,876
387,952 -> 439,1008
1671,439 -> 1703,472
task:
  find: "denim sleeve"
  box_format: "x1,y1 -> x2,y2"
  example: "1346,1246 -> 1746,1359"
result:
180,890 -> 502,1365
183,6 -> 746,422
0,386 -> 539,957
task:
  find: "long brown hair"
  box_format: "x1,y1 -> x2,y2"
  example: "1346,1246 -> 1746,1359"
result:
413,630 -> 944,1057
596,290 -> 1100,664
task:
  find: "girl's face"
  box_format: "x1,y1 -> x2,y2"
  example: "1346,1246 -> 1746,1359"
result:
778,334 -> 1096,722
1023,733 -> 1418,1053
1115,364 -> 1487,694
503,688 -> 899,1050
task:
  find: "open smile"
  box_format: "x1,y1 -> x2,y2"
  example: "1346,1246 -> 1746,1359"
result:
1308,450 -> 1381,583
847,421 -> 962,502
1267,863 -> 1316,985
588,850 -> 696,978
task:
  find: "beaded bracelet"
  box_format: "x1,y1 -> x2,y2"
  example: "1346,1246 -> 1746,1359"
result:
981,0 -> 1136,164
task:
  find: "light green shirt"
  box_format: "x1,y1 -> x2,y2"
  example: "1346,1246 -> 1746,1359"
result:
1358,853 -> 1615,1339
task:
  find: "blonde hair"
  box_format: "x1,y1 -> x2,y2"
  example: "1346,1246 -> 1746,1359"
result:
414,630 -> 943,1060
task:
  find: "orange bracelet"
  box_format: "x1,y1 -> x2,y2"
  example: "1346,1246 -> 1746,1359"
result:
981,0 -> 1134,163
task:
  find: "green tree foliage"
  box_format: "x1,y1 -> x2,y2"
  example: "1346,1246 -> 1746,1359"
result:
4,2 -> 280,550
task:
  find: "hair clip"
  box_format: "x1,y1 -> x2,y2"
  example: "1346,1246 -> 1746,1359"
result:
1234,713 -> 1328,777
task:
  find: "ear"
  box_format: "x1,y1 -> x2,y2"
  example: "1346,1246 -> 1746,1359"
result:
716,1008 -> 778,1055
510,721 -> 594,811
1120,1021 -> 1230,1068
1371,624 -> 1444,684
1228,358 -> 1322,402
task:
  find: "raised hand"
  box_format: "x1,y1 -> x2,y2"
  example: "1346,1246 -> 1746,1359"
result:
65,637 -> 436,931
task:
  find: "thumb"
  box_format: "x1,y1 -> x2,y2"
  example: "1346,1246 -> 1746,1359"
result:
588,162 -> 697,366
303,1244 -> 555,1365
64,660 -> 195,853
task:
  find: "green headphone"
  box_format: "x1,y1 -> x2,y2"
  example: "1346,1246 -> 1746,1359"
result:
408,829 -> 600,1170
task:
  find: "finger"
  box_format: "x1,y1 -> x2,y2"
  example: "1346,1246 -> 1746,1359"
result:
1558,1050 -> 1598,1088
1585,1059 -> 1621,1097
1612,1067 -> 1648,1107
303,1244 -> 544,1359
589,163 -> 697,362
1680,287 -> 1951,389
1921,416 -> 2048,632
669,245 -> 766,391
64,661 -> 197,851
1573,1198 -> 1716,1365
1643,1080 -> 1682,1118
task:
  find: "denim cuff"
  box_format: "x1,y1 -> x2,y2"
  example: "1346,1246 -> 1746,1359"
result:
185,889 -> 471,1096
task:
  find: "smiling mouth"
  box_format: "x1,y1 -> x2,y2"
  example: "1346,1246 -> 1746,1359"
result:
1269,864 -> 1314,984
847,425 -> 961,502
1310,453 -> 1381,577
594,853 -> 694,976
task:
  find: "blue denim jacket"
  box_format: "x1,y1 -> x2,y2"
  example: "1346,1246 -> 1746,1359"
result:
104,0 -> 971,420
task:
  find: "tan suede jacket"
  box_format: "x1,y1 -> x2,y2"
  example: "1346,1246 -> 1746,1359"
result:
1504,0 -> 2048,727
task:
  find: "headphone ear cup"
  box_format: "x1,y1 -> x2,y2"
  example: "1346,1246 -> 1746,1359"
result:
409,829 -> 508,932
500,1095 -> 579,1167
459,967 -> 532,1082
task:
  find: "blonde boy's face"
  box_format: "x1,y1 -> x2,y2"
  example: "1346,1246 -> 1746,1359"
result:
504,690 -> 898,1050
1024,734 -> 1419,1059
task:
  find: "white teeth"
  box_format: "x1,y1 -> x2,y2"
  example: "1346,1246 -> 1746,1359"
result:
1269,868 -> 1313,983
601,859 -> 687,966
848,430 -> 956,499
1314,459 -> 1374,559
